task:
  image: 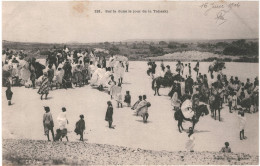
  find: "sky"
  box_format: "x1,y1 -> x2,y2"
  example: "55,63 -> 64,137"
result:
2,1 -> 259,43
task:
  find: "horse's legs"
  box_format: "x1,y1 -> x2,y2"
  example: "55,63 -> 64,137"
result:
157,87 -> 160,96
178,120 -> 182,133
192,122 -> 196,131
218,109 -> 221,121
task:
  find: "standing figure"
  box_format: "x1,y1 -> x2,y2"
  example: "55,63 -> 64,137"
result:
108,55 -> 115,73
188,63 -> 191,76
160,60 -> 165,72
115,61 -> 125,84
47,64 -> 54,90
102,56 -> 106,69
56,107 -> 69,141
38,72 -> 50,100
238,110 -> 246,140
5,79 -> 13,106
74,114 -> 85,141
115,83 -> 123,108
194,61 -> 199,76
125,60 -> 129,72
124,91 -> 131,107
43,106 -> 55,141
105,101 -> 114,129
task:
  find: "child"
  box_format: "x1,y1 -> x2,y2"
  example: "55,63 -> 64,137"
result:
43,106 -> 55,141
124,91 -> 131,107
131,96 -> 142,110
105,101 -> 114,129
115,83 -> 123,108
228,92 -> 233,113
74,115 -> 85,141
238,110 -> 246,140
108,75 -> 116,98
220,142 -> 231,153
5,79 -> 13,106
232,92 -> 238,110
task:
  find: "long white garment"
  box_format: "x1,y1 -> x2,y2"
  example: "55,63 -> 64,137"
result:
183,66 -> 189,78
90,68 -> 104,85
19,60 -> 31,81
108,56 -> 116,68
181,99 -> 194,119
99,71 -> 112,87
114,61 -> 125,79
57,112 -> 67,130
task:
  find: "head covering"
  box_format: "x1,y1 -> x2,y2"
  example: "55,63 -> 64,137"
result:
107,101 -> 112,105
80,114 -> 84,119
225,142 -> 229,146
44,106 -> 50,112
62,107 -> 66,112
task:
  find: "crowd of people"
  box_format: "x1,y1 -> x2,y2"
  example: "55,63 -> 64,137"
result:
2,47 -> 258,151
147,59 -> 258,146
3,46 -> 154,141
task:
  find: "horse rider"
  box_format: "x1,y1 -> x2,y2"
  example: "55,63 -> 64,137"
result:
164,65 -> 172,85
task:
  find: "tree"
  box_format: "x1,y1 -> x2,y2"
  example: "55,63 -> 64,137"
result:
109,45 -> 120,55
159,41 -> 167,45
168,42 -> 178,49
149,45 -> 164,55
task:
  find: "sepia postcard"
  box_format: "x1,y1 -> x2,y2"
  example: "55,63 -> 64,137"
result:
2,1 -> 259,165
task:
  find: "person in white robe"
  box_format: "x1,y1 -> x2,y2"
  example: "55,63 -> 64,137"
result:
108,55 -> 116,72
181,99 -> 194,119
90,65 -> 104,86
114,61 -> 125,84
171,92 -> 181,110
57,107 -> 69,130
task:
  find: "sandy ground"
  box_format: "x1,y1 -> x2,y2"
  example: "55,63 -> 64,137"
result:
149,51 -> 241,61
2,61 -> 259,164
2,139 -> 258,165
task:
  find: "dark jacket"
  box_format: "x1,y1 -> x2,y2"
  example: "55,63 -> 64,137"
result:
105,106 -> 113,121
74,119 -> 85,135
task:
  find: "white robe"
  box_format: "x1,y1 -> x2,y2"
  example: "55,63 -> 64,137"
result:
90,68 -> 105,86
108,57 -> 116,68
114,62 -> 125,79
57,112 -> 68,130
181,99 -> 194,119
99,71 -> 112,87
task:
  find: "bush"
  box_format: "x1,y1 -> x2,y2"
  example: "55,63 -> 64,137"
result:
149,45 -> 164,55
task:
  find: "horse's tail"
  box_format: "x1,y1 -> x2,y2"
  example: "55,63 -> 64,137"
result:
152,78 -> 156,90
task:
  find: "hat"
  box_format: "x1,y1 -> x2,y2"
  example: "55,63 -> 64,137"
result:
80,114 -> 84,119
62,107 -> 66,112
107,101 -> 112,105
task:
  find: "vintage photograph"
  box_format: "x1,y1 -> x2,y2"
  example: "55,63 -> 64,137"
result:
2,1 -> 259,165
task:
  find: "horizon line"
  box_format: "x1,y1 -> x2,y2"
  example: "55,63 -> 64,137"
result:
2,38 -> 259,45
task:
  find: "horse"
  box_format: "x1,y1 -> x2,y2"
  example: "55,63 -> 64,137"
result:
152,74 -> 182,96
208,61 -> 225,79
174,104 -> 209,133
209,93 -> 222,121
